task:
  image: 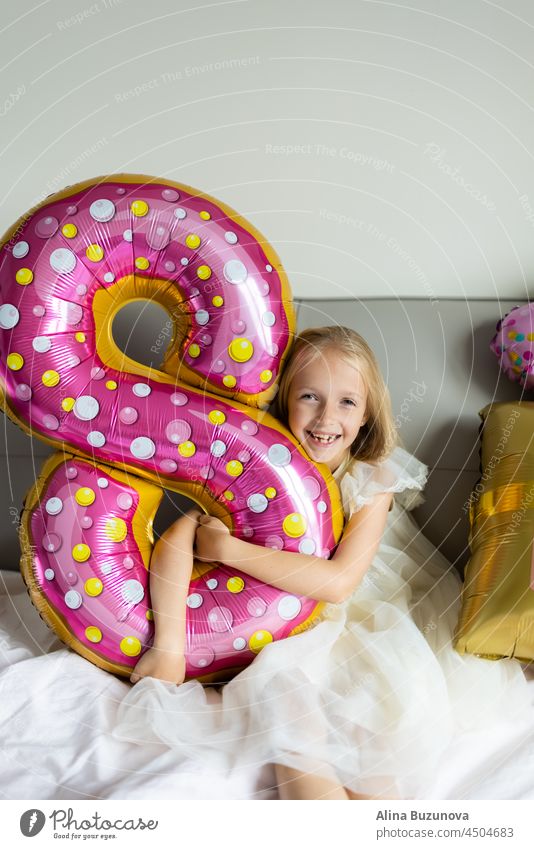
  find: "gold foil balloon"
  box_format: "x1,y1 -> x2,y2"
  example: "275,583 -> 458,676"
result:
454,402 -> 534,661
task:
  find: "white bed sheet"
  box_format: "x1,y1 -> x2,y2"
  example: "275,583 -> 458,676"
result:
1,570 -> 533,801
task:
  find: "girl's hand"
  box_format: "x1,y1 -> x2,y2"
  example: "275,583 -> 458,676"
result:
130,647 -> 186,686
194,514 -> 230,563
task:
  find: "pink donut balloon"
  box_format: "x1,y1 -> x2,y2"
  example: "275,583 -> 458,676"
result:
0,174 -> 343,683
490,304 -> 534,390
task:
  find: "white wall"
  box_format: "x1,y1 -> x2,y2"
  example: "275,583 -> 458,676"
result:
1,0 -> 534,300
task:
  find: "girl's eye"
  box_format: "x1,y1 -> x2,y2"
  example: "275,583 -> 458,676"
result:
342,399 -> 356,406
301,393 -> 316,400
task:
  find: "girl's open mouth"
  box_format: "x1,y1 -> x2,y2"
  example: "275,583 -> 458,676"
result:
306,431 -> 341,446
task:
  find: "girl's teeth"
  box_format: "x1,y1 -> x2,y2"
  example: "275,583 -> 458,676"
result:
309,432 -> 338,444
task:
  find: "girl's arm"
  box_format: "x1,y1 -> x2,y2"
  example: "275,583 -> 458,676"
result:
130,508 -> 201,684
195,492 -> 393,605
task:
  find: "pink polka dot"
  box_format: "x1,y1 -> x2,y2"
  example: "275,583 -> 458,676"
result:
199,333 -> 212,346
243,526 -> 254,538
160,458 -> 178,473
260,282 -> 270,296
123,555 -> 134,570
15,384 -> 32,401
76,284 -> 87,296
241,420 -> 258,436
524,351 -> 532,360
269,343 -> 279,356
166,419 -> 192,444
164,260 -> 176,272
43,414 -> 59,430
33,305 -> 45,317
66,303 -> 83,326
170,392 -> 188,406
65,466 -> 78,480
66,571 -> 78,585
146,225 -> 171,251
303,476 -> 321,500
247,597 -> 267,617
81,516 -> 93,529
162,188 -> 180,202
212,360 -> 225,373
35,216 -> 59,238
200,465 -> 214,480
189,645 -> 215,668
119,407 -> 138,425
232,320 -> 246,334
116,188 -> 126,195
91,367 -> 106,380
117,492 -> 133,510
237,450 -> 251,464
265,535 -> 284,550
66,204 -> 78,214
42,532 -> 62,552
208,606 -> 233,632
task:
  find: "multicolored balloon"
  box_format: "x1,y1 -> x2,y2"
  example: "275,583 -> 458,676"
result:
0,174 -> 344,683
490,304 -> 534,389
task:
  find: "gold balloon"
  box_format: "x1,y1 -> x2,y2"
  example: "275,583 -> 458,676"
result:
454,402 -> 534,661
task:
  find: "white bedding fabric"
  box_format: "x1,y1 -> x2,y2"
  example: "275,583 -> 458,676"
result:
1,566 -> 534,800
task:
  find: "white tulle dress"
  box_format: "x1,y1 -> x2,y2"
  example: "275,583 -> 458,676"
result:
113,446 -> 532,798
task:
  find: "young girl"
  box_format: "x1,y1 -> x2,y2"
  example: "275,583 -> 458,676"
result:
116,326 -> 532,800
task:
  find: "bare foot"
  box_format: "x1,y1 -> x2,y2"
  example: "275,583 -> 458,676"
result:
130,647 -> 187,685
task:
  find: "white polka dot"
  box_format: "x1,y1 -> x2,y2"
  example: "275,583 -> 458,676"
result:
87,431 -> 106,447
130,436 -> 156,460
104,272 -> 115,283
133,383 -> 151,397
317,501 -> 327,513
44,568 -> 55,581
278,595 -> 302,621
223,259 -> 247,284
206,578 -> 218,590
45,497 -> 63,516
195,309 -> 210,325
13,241 -> 29,259
101,563 -> 113,575
65,303 -> 83,326
174,208 -> 187,219
65,590 -> 82,610
122,580 -> 144,605
180,257 -> 189,266
299,538 -> 316,555
97,477 -> 109,488
262,311 -> 276,327
0,304 -> 20,329
73,395 -> 100,421
247,493 -> 268,513
76,284 -> 87,296
266,264 -> 273,272
225,231 -> 238,244
268,444 -> 291,467
187,593 -> 203,608
32,336 -> 52,353
50,248 -> 76,274
210,440 -> 227,457
233,637 -> 246,650
123,229 -> 133,242
90,199 -> 116,223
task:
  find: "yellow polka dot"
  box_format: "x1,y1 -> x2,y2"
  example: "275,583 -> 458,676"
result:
62,223 -> 77,238
528,333 -> 534,341
223,490 -> 234,501
105,517 -> 127,542
61,396 -> 75,412
260,370 -> 273,383
85,626 -> 102,643
16,268 -> 33,285
146,609 -> 154,621
42,369 -> 60,387
105,380 -> 117,390
226,460 -> 243,477
507,331 -> 517,340
75,487 -> 96,507
227,576 -> 245,593
212,295 -> 224,307
135,256 -> 150,271
120,636 -> 142,657
85,577 -> 103,597
72,543 -> 91,562
131,200 -> 148,217
208,410 -> 226,425
265,487 -> 277,499
188,343 -> 201,358
283,513 -> 307,538
199,210 -> 211,220
178,441 -> 196,457
197,265 -> 212,280
228,337 -> 254,363
7,353 -> 24,371
223,375 -> 236,388
75,332 -> 86,343
186,234 -> 201,250
249,630 -> 273,653
86,244 -> 104,262
512,365 -> 522,374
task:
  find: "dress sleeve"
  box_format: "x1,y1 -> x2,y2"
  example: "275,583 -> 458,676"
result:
339,446 -> 429,517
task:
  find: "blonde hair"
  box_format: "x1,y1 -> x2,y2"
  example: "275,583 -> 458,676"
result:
273,326 -> 399,465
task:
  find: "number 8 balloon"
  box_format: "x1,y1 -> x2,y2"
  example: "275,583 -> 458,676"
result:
0,174 -> 343,683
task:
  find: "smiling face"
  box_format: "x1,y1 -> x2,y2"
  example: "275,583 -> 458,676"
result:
287,348 -> 368,473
